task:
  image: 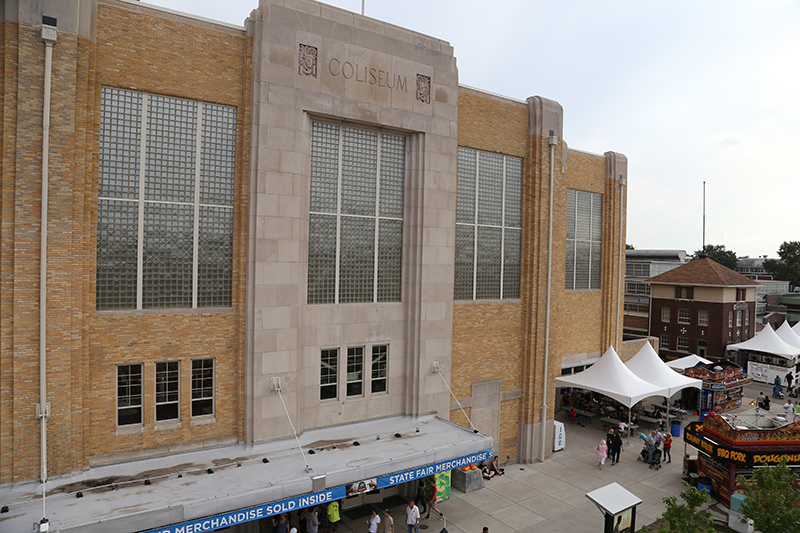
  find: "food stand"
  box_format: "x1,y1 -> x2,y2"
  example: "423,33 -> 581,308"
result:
683,411 -> 800,506
683,362 -> 752,413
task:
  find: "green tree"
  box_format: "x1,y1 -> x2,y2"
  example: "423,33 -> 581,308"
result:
693,244 -> 738,271
640,481 -> 715,533
737,458 -> 800,533
764,241 -> 800,289
626,243 -> 635,250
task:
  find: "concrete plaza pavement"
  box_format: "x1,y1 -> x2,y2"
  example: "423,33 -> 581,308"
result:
337,381 -> 775,532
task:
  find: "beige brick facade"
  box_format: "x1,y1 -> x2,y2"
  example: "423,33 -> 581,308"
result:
0,1 -> 251,482
451,87 -> 627,463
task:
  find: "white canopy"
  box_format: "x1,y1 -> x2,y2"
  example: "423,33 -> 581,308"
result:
555,346 -> 670,407
625,342 -> 702,397
727,324 -> 800,359
776,321 -> 800,349
666,354 -> 711,371
793,321 -> 800,337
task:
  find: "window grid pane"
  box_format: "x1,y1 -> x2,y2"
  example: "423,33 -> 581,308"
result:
99,87 -> 141,199
198,206 -> 233,307
308,214 -> 337,304
309,122 -> 340,213
155,361 -> 180,421
339,217 -> 375,303
477,152 -> 503,226
191,359 -> 214,417
379,134 -> 405,218
455,147 -> 522,300
341,128 -> 377,216
143,203 -> 194,309
145,95 -> 197,203
454,225 -> 475,300
456,147 -> 476,224
698,310 -> 709,326
566,189 -> 603,290
475,226 -> 502,299
346,347 -> 364,397
678,309 -> 691,324
371,345 -> 388,394
377,219 -> 402,302
308,122 -> 404,304
97,88 -> 235,311
321,349 -> 338,400
97,200 -> 139,310
118,364 -> 143,426
200,104 -> 237,206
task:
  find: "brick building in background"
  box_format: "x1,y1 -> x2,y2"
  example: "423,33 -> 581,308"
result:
648,258 -> 759,360
1,0 -> 636,531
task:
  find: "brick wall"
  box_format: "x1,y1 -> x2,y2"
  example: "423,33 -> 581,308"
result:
0,2 -> 251,482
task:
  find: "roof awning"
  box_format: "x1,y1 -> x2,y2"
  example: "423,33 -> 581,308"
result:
1,415 -> 492,533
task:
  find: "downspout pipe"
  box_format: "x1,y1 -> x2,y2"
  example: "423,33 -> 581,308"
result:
540,134 -> 558,463
615,174 -> 626,352
39,17 -> 58,533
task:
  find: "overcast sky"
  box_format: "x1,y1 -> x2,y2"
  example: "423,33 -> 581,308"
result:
151,0 -> 800,259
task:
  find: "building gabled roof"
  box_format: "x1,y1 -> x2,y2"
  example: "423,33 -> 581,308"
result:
646,257 -> 761,287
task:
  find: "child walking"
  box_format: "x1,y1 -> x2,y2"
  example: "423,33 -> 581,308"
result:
597,439 -> 608,470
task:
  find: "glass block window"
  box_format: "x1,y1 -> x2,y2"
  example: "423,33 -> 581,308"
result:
566,190 -> 602,290
677,337 -> 690,352
308,122 -> 405,304
661,307 -> 671,322
117,363 -> 143,426
346,347 -> 364,397
191,358 -> 214,417
155,361 -> 180,422
455,147 -> 522,300
698,310 -> 709,327
321,349 -> 338,400
97,87 -> 236,310
660,335 -> 670,351
371,345 -> 388,394
678,308 -> 691,324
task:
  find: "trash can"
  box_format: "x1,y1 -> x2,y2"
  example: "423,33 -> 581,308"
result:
697,476 -> 712,495
671,421 -> 681,437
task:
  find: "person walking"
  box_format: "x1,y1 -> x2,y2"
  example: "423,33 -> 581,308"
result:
606,429 -> 618,465
784,398 -> 795,422
405,501 -> 420,533
663,432 -> 673,463
646,431 -> 657,465
786,372 -> 794,390
305,507 -> 319,533
597,439 -> 608,470
757,391 -> 766,408
612,428 -> 624,465
424,480 -> 444,520
327,501 -> 341,533
367,509 -> 381,533
413,481 -> 427,515
382,510 -> 394,533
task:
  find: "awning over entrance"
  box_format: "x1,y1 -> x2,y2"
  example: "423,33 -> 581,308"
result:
1,415 -> 492,533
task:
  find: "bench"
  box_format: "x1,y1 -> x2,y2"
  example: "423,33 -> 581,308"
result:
600,417 -> 621,428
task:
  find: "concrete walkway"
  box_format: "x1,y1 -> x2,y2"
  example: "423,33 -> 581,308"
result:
336,382 -> 775,532
335,386 -> 781,532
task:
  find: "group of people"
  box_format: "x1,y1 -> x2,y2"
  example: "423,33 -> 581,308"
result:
265,503 -> 335,533
479,456 -> 505,479
643,429 -> 672,465
596,428 -> 624,469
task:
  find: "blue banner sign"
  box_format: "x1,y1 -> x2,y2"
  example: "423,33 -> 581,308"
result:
378,449 -> 493,487
143,487 -> 345,533
142,448 -> 492,533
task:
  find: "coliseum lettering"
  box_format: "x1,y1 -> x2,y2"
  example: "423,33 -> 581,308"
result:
327,58 -> 408,93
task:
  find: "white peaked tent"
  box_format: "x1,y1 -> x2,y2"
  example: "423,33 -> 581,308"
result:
555,346 -> 670,407
793,320 -> 800,337
626,342 -> 702,397
727,324 -> 800,359
776,321 -> 800,349
666,354 -> 712,371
